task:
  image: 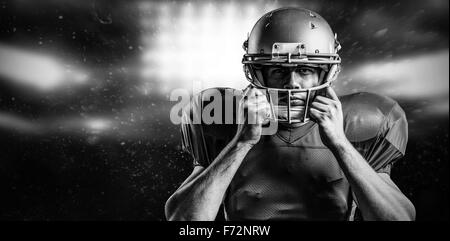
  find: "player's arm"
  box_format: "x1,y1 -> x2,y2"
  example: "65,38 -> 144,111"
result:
310,87 -> 415,221
327,138 -> 415,221
165,140 -> 253,221
165,88 -> 270,221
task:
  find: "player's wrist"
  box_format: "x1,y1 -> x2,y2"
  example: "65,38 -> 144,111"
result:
328,136 -> 352,153
235,139 -> 257,149
234,124 -> 262,146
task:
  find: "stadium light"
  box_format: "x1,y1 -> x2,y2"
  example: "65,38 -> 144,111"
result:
139,1 -> 280,94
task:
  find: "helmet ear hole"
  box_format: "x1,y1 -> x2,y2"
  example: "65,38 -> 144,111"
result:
242,39 -> 249,51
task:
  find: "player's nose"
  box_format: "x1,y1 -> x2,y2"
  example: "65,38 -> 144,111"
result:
283,70 -> 302,89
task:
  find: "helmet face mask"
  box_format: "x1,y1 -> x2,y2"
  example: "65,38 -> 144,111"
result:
242,8 -> 342,124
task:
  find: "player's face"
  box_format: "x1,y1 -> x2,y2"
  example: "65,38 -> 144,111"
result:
262,65 -> 321,106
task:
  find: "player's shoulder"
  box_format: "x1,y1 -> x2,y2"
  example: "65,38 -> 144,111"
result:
181,87 -> 240,138
340,92 -> 407,142
340,92 -> 400,112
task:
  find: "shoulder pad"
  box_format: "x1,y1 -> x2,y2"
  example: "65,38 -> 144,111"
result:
180,88 -> 241,166
340,92 -> 406,143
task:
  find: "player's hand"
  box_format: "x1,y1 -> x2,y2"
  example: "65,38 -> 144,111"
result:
309,87 -> 347,148
235,86 -> 271,146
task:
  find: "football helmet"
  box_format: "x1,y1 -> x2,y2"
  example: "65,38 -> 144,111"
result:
242,7 -> 342,124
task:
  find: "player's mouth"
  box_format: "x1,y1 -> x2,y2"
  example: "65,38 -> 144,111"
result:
278,95 -> 305,106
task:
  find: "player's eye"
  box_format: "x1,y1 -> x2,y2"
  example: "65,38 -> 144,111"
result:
270,67 -> 287,76
297,67 -> 315,75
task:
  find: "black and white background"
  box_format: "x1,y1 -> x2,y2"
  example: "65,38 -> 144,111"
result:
0,0 -> 448,221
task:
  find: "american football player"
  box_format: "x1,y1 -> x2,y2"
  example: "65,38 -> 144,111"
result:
165,7 -> 415,221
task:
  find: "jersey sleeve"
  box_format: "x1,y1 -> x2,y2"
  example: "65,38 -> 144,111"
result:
342,92 -> 408,174
180,88 -> 240,168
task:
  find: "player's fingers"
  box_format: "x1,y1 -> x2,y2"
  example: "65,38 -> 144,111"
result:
242,88 -> 270,124
315,95 -> 334,104
246,105 -> 262,125
309,108 -> 324,122
315,95 -> 340,108
247,85 -> 267,96
241,85 -> 259,103
245,94 -> 266,107
255,103 -> 271,124
248,99 -> 270,112
244,91 -> 269,106
246,86 -> 262,97
325,86 -> 339,101
256,94 -> 270,104
248,95 -> 266,107
310,101 -> 330,113
242,85 -> 252,98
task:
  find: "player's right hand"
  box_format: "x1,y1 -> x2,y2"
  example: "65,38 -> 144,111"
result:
235,86 -> 271,146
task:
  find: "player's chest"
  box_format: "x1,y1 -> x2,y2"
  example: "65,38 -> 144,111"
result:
238,134 -> 345,185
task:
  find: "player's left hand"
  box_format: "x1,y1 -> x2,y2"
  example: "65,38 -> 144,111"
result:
310,87 -> 347,148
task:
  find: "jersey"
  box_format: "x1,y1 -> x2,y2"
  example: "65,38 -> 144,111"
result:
180,87 -> 408,220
